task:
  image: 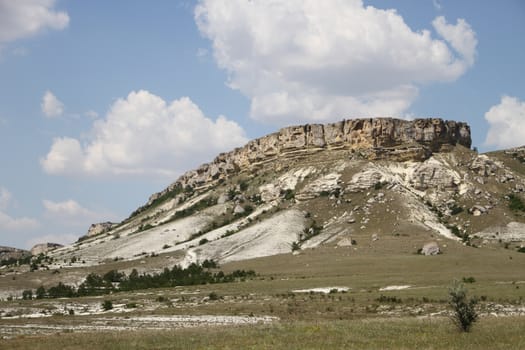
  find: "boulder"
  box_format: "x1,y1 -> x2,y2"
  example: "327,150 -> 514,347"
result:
217,193 -> 230,204
233,205 -> 246,215
420,242 -> 440,256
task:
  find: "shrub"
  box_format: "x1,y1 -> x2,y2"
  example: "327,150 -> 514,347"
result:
374,181 -> 385,190
199,238 -> 209,245
508,194 -> 525,211
291,241 -> 301,252
282,189 -> 295,200
102,300 -> 113,311
22,289 -> 33,300
35,286 -> 46,299
208,292 -> 219,301
462,276 -> 476,283
202,259 -> 218,269
517,247 -> 525,253
448,281 -> 478,332
450,205 -> 464,215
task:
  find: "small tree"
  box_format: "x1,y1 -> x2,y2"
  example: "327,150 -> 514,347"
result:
35,285 -> 46,299
448,280 -> 478,332
22,289 -> 33,300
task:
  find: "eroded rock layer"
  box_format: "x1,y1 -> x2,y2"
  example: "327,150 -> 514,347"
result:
148,118 -> 471,205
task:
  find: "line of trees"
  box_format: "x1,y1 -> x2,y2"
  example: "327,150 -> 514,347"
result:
25,260 -> 255,299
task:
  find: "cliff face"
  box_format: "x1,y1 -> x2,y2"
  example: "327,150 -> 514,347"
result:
148,118 -> 471,205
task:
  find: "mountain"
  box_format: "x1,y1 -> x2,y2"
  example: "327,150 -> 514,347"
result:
42,117 -> 525,272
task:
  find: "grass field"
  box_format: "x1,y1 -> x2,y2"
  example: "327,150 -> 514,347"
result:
3,316 -> 525,349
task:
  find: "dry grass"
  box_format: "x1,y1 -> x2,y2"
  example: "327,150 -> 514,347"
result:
3,316 -> 524,349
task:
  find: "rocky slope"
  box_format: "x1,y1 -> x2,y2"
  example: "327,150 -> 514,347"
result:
29,117 -> 524,274
0,246 -> 30,263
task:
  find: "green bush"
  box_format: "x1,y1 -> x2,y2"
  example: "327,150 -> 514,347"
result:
22,289 -> 33,300
291,241 -> 301,252
448,281 -> 478,332
102,300 -> 113,311
462,276 -> 476,283
508,194 -> 525,211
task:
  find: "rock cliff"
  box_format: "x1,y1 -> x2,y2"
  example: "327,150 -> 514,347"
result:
30,243 -> 63,256
146,118 -> 470,206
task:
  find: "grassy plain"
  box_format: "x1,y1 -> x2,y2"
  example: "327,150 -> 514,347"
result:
1,241 -> 524,348
3,317 -> 525,350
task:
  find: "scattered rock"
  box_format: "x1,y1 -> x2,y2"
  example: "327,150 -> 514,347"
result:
233,205 -> 245,215
259,184 -> 281,202
337,238 -> 354,247
217,193 -> 230,204
371,234 -> 379,241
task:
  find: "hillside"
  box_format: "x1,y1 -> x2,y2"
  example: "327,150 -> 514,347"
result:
33,117 -> 524,271
1,117 -> 525,342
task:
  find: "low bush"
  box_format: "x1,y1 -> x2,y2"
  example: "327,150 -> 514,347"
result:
102,300 -> 113,311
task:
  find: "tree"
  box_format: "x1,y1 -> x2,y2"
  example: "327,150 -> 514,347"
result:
22,289 -> 33,300
35,285 -> 46,299
448,280 -> 478,332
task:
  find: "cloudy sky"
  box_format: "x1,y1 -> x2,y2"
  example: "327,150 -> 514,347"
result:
0,0 -> 524,249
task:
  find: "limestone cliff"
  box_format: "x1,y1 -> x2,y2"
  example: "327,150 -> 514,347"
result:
146,118 -> 470,206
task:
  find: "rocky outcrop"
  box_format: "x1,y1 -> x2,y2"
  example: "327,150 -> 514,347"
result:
30,243 -> 63,256
145,118 -> 471,208
87,222 -> 118,237
0,246 -> 30,262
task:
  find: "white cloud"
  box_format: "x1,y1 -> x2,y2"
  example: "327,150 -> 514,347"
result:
26,233 -> 77,248
0,186 -> 39,231
41,90 -> 248,177
0,187 -> 12,210
0,0 -> 69,50
84,110 -> 99,119
41,90 -> 64,117
484,96 -> 525,149
432,16 -> 477,66
42,199 -> 117,231
195,0 -> 477,125
0,211 -> 39,231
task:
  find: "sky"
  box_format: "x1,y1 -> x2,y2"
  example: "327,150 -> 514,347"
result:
0,0 -> 524,250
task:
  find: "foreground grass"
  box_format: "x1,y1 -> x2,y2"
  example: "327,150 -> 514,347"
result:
3,316 -> 524,350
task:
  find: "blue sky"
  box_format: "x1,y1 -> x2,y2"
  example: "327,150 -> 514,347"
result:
0,0 -> 524,249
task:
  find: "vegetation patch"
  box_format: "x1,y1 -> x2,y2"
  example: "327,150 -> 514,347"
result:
508,194 -> 525,212
28,262 -> 256,299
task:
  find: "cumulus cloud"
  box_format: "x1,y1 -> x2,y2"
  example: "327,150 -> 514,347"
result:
432,16 -> 477,66
484,96 -> 525,149
0,0 -> 69,50
43,199 -> 112,226
195,0 -> 477,125
41,90 -> 248,177
41,90 -> 64,117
